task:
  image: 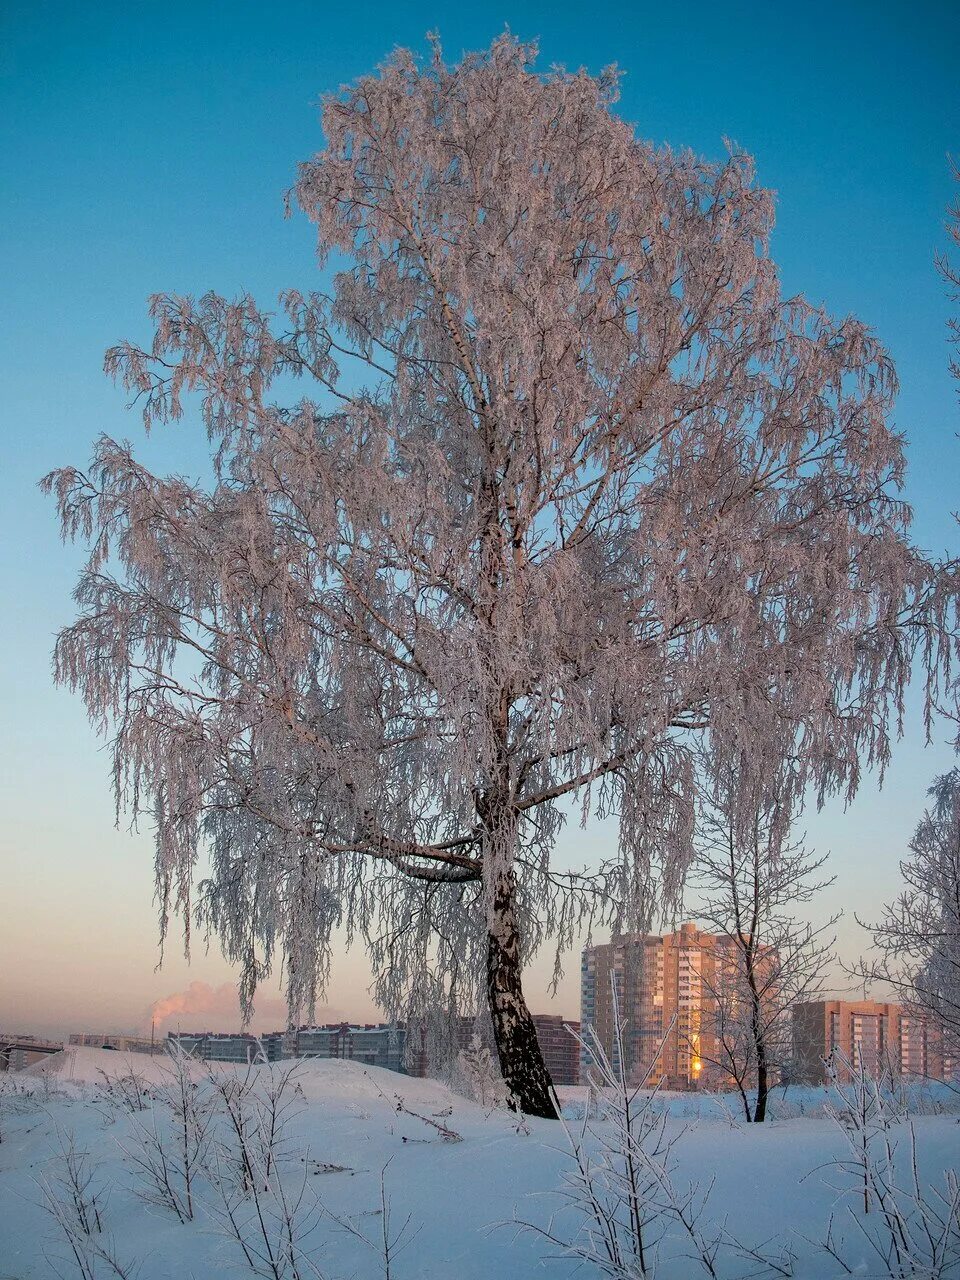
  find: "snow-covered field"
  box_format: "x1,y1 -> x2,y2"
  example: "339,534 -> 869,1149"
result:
1,1048 -> 957,1279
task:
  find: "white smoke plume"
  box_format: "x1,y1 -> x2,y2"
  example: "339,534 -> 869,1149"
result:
144,982 -> 343,1033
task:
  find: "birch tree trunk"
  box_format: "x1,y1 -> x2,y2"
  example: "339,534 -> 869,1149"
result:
485,863 -> 558,1119
747,961 -> 770,1123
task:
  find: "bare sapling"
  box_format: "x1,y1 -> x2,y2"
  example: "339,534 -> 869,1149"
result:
36,1130 -> 138,1280
688,768 -> 838,1122
811,1046 -> 960,1277
119,1044 -> 212,1221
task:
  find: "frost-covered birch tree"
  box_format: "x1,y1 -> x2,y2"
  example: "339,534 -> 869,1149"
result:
45,35 -> 957,1117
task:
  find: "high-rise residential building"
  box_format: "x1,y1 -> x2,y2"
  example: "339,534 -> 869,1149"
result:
580,922 -> 774,1090
792,1000 -> 953,1083
581,932 -> 664,1084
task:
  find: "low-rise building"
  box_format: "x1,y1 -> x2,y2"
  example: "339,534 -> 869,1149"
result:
69,1033 -> 160,1054
290,1023 -> 407,1073
0,1034 -> 63,1072
531,1013 -> 581,1085
167,1031 -> 285,1064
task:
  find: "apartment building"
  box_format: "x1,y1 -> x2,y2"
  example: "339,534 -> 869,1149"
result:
0,1034 -> 63,1072
792,1000 -> 952,1083
289,1023 -> 408,1073
69,1033 -> 160,1054
581,931 -> 665,1083
530,1013 -> 581,1086
580,922 -> 775,1089
167,1031 -> 285,1064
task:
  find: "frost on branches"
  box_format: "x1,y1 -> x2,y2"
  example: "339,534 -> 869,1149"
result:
688,768 -> 838,1122
858,769 -> 960,1068
45,36 -> 957,1117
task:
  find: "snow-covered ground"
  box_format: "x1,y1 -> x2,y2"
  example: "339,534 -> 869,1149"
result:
1,1048 -> 957,1279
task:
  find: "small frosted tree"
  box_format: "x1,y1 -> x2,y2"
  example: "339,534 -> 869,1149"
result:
46,35 -> 956,1116
846,167 -> 960,1084
857,768 -> 960,1073
687,769 -> 837,1121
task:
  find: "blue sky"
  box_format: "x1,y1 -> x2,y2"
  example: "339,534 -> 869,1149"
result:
2,0 -> 958,1037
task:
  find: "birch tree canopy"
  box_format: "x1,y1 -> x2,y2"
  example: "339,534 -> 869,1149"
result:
45,35 -> 957,1116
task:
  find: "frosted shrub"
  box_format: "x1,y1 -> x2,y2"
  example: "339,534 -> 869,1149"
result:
208,1147 -> 324,1280
0,1075 -> 30,1143
208,1062 -> 306,1194
94,1066 -> 152,1115
119,1046 -> 212,1222
456,1034 -> 510,1111
515,976 -> 793,1278
36,1130 -> 137,1280
856,768 -> 960,1079
205,1065 -> 324,1280
814,1047 -> 960,1278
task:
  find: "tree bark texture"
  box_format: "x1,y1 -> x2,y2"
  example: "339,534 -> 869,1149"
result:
485,868 -> 559,1119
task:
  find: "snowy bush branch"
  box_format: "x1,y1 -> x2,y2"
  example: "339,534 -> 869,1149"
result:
36,1130 -> 139,1280
323,1159 -> 420,1280
514,976 -> 793,1278
809,1047 -> 960,1277
117,1046 -> 212,1222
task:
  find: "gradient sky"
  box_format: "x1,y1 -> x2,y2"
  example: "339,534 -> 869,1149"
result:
2,0 -> 959,1040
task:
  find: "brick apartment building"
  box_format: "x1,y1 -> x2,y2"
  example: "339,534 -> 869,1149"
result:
580,922 -> 776,1090
792,1000 -> 952,1083
165,1017 -> 579,1082
406,1013 -> 580,1084
530,1013 -> 581,1086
